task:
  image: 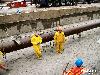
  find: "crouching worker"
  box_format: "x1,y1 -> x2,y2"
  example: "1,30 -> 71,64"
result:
63,59 -> 87,75
31,33 -> 42,60
54,25 -> 65,54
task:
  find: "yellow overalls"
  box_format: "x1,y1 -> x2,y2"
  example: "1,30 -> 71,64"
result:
31,34 -> 42,59
54,31 -> 65,53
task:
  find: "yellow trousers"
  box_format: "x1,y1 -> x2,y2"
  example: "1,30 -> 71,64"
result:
55,42 -> 64,53
33,44 -> 42,59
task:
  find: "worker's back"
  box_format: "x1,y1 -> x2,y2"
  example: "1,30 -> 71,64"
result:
67,67 -> 83,75
63,59 -> 85,75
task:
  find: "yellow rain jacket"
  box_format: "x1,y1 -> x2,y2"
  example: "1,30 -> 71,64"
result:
54,31 -> 65,43
31,35 -> 42,45
54,31 -> 65,53
31,34 -> 42,59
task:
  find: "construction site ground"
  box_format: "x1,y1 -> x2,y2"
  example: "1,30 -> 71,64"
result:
0,3 -> 100,75
0,23 -> 100,75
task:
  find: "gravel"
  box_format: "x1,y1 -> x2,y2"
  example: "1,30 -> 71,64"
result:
0,25 -> 100,75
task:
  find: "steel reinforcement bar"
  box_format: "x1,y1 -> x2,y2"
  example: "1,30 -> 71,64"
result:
0,19 -> 100,53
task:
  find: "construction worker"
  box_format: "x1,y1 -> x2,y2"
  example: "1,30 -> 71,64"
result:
63,59 -> 87,75
0,51 -> 7,71
31,33 -> 42,59
54,25 -> 65,54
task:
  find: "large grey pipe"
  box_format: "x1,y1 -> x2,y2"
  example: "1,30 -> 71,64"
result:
0,19 -> 100,53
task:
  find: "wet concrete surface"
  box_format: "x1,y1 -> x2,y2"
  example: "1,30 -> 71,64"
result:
0,26 -> 100,75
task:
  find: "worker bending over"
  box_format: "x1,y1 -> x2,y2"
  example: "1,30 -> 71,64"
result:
31,33 -> 42,60
63,59 -> 87,75
54,25 -> 65,54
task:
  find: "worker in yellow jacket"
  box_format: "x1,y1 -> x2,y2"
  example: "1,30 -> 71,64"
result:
54,26 -> 65,54
31,33 -> 42,59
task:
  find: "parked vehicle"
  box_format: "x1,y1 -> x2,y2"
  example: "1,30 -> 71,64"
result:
7,0 -> 27,8
34,0 -> 100,7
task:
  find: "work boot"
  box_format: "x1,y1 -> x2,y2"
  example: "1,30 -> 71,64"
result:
37,56 -> 42,60
37,54 -> 42,60
38,57 -> 42,60
57,51 -> 61,54
62,49 -> 64,52
34,56 -> 42,60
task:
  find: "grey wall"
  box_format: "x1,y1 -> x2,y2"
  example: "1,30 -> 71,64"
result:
0,10 -> 100,39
